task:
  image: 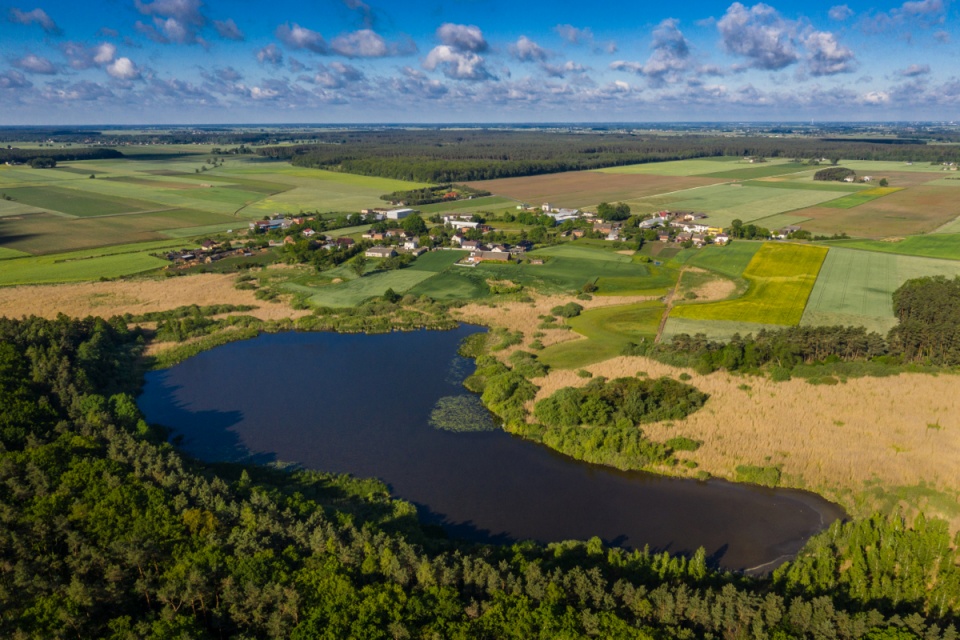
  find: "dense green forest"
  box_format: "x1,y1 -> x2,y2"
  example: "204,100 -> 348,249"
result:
254,130 -> 960,182
2,314 -> 960,638
0,147 -> 123,163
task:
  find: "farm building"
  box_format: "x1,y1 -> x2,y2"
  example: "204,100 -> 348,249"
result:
365,246 -> 397,258
386,208 -> 416,220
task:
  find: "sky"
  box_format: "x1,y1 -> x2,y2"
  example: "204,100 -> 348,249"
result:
0,0 -> 958,124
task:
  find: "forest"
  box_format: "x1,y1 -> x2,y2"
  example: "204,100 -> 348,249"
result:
255,130 -> 960,182
0,147 -> 123,163
3,315 -> 960,637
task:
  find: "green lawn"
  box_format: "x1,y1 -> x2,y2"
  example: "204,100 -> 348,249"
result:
478,249 -> 660,295
407,269 -> 489,300
671,243 -> 827,325
823,235 -> 960,261
418,196 -> 514,213
700,162 -> 809,180
538,301 -> 665,368
0,239 -> 192,285
801,247 -> 960,333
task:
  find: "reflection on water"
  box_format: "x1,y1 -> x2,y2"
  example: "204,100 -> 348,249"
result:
139,328 -> 844,572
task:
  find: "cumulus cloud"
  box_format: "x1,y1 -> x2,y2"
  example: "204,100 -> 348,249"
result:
897,63 -> 931,76
862,90 -> 890,104
828,5 -> 854,21
44,80 -> 115,101
213,18 -> 244,41
423,45 -> 493,80
13,54 -> 57,75
805,31 -> 857,75
308,61 -> 366,89
718,3 -> 798,70
611,18 -> 692,87
0,70 -> 32,89
331,29 -> 395,57
436,23 -> 487,52
860,0 -> 947,32
134,0 -> 207,45
135,0 -> 205,26
256,44 -> 283,66
388,66 -> 449,99
510,36 -> 549,62
8,7 -> 61,34
555,24 -> 593,44
61,42 -> 116,70
276,23 -> 328,53
107,57 -> 141,80
541,60 -> 587,78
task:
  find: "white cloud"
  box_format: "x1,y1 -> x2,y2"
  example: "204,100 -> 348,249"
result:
718,3 -> 798,70
62,42 -> 116,69
510,36 -> 549,62
828,5 -> 854,21
436,23 -> 487,52
276,23 -> 328,54
331,29 -> 388,57
896,63 -> 931,76
107,57 -> 141,80
862,90 -> 891,104
423,45 -> 493,81
555,24 -> 593,44
13,54 -> 57,75
805,31 -> 857,76
256,44 -> 283,65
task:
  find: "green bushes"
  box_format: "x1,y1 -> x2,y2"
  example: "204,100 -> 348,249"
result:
551,302 -> 584,318
464,356 -> 538,426
735,465 -> 782,487
534,376 -> 708,429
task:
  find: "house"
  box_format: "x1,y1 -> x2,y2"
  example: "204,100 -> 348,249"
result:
691,234 -> 706,247
605,230 -> 620,241
461,240 -> 481,250
541,202 -> 553,212
302,228 -> 317,237
200,240 -> 218,251
572,229 -> 586,238
365,246 -> 396,258
386,208 -> 416,220
658,232 -> 672,243
638,218 -> 663,229
403,238 -> 419,250
707,226 -> 725,235
448,220 -> 480,230
336,237 -> 355,246
283,235 -> 296,245
675,232 -> 693,244
469,250 -> 514,263
593,221 -> 619,234
714,234 -> 731,245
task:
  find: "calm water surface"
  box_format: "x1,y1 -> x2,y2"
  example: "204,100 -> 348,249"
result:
138,327 -> 844,572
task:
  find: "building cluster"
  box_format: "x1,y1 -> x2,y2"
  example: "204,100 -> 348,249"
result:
641,211 -> 729,247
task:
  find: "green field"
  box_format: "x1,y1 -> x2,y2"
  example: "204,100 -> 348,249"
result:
801,247 -> 960,333
671,243 -> 827,325
631,183 -> 848,228
408,250 -> 469,272
538,301 -> 665,368
830,160 -> 947,174
698,162 -> 809,180
824,235 -> 960,260
661,317 -> 790,342
1,185 -> 159,217
819,187 -> 902,209
418,196 -> 515,214
303,268 -> 437,307
407,269 -> 489,300
0,239 -> 192,286
678,242 -> 762,277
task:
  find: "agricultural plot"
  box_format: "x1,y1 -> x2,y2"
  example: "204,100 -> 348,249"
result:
698,162 -> 809,180
418,196 -> 514,214
743,177 -> 865,192
633,183 -> 844,228
832,160 -> 947,174
679,241 -> 762,278
408,250 -> 468,272
670,243 -> 827,325
791,185 -> 960,238
538,301 -> 665,368
465,172 -> 724,209
0,186 -> 159,217
594,157 -> 744,176
660,317 -> 790,342
824,235 -> 960,261
407,269 -> 490,300
819,187 -> 902,209
801,247 -> 960,334
0,239 -> 191,286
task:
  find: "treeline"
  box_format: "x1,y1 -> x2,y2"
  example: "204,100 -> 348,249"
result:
0,147 -> 123,163
3,315 -> 960,637
379,183 -> 491,205
889,276 -> 960,365
815,167 -> 856,181
255,130 -> 960,182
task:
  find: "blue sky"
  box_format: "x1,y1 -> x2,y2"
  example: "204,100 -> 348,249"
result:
0,0 -> 957,123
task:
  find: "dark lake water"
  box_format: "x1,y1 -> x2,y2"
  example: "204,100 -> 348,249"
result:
138,327 -> 844,572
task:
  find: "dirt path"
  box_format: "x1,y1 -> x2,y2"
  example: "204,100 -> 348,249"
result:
655,266 -> 686,343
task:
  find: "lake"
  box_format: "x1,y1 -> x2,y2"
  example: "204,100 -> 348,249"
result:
138,327 -> 844,572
